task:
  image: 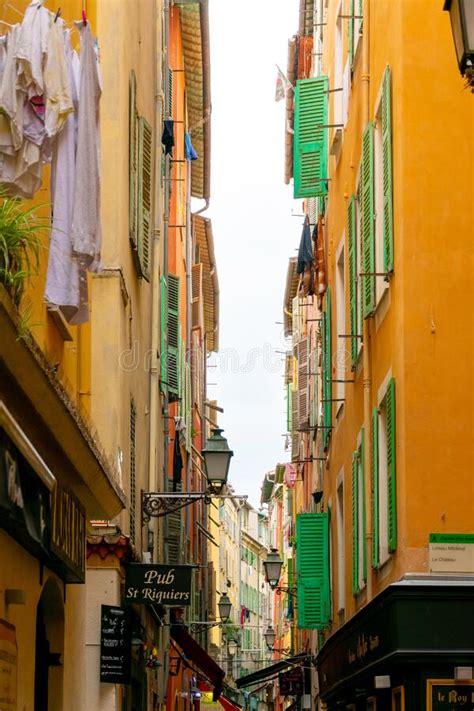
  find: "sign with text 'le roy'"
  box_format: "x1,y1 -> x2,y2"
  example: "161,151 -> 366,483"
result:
124,564 -> 194,605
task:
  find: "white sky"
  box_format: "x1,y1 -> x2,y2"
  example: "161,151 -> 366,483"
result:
205,0 -> 300,508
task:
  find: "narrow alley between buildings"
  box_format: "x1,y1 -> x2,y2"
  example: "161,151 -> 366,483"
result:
0,1 -> 473,711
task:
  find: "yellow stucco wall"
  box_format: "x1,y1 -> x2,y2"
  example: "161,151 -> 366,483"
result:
320,0 -> 474,623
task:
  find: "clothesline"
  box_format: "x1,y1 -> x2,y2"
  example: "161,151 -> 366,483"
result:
1,1 -> 88,31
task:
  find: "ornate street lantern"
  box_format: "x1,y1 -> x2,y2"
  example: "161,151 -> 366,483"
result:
218,593 -> 232,623
202,429 -> 234,494
263,548 -> 283,590
444,0 -> 474,87
264,625 -> 276,650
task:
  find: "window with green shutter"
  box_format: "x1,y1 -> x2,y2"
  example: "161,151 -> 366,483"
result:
374,377 -> 397,564
160,276 -> 168,393
322,288 -> 332,449
382,66 -> 394,273
348,195 -> 359,367
129,70 -> 153,282
372,407 -> 380,568
361,122 -> 375,317
386,378 -> 397,552
293,77 -> 329,199
168,275 -> 180,401
296,513 -> 330,630
137,116 -> 152,281
351,452 -> 359,594
352,434 -> 366,595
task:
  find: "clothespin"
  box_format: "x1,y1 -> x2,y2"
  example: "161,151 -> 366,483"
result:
81,9 -> 87,26
54,8 -> 62,22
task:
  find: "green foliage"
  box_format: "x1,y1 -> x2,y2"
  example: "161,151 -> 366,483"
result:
0,193 -> 48,305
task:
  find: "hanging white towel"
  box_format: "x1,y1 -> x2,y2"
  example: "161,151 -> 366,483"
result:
16,1 -> 51,99
70,22 -> 102,270
45,34 -> 89,324
44,18 -> 73,138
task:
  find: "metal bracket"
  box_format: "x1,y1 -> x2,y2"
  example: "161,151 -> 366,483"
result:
141,492 -> 248,523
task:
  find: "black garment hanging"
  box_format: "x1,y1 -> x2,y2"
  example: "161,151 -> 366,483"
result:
297,215 -> 314,275
161,119 -> 175,156
172,435 -> 183,491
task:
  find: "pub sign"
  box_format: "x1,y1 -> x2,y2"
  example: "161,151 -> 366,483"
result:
124,564 -> 194,605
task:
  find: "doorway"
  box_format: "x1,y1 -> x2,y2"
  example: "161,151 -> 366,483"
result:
34,577 -> 65,711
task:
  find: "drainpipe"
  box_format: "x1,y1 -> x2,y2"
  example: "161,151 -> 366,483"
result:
149,0 -> 165,556
159,0 -> 171,702
361,0 -> 373,604
185,160 -> 192,546
163,0 -> 170,502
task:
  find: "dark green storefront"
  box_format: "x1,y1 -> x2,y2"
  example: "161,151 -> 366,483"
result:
317,576 -> 474,710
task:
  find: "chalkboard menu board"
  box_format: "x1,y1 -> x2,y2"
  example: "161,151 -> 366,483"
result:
100,605 -> 131,684
279,667 -> 303,696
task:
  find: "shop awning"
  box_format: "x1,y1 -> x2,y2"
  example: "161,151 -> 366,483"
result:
235,653 -> 308,688
198,680 -> 243,711
219,695 -> 243,711
171,624 -> 225,699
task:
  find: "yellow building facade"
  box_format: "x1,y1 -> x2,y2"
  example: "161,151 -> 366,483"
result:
277,1 -> 474,709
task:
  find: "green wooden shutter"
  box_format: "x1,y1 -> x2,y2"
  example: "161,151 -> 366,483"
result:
323,288 -> 332,449
129,71 -> 138,250
348,195 -> 358,367
293,77 -> 329,199
296,513 -> 330,629
361,121 -> 375,317
160,276 -> 168,393
351,452 -> 359,595
168,275 -> 180,401
372,407 -> 380,568
360,429 -> 367,584
348,0 -> 354,66
287,557 -> 294,619
382,66 -> 394,273
137,116 -> 152,281
386,377 -> 397,552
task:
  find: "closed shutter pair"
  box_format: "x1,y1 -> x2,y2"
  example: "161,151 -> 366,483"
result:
129,71 -> 152,281
160,274 -> 180,402
373,377 -> 397,567
361,66 -> 394,319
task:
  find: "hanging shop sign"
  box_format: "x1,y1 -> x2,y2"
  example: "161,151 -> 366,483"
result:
0,619 -> 17,711
427,679 -> 474,710
0,428 -> 86,583
429,533 -> 474,574
124,564 -> 194,605
279,666 -> 304,696
0,429 -> 51,560
50,483 -> 86,583
99,605 -> 131,684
